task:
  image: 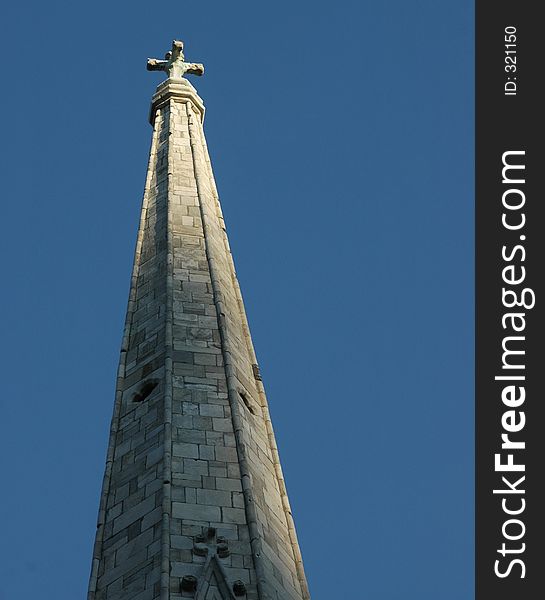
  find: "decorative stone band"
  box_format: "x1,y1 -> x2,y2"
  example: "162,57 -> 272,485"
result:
149,78 -> 206,125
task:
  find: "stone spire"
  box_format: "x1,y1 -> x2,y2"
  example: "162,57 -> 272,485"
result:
88,40 -> 310,600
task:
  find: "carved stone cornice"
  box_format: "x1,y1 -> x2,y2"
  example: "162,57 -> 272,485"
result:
149,77 -> 205,125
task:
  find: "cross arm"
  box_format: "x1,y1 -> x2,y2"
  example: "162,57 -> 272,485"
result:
147,58 -> 169,72
184,63 -> 205,76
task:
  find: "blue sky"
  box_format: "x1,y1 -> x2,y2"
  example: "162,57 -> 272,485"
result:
0,1 -> 473,598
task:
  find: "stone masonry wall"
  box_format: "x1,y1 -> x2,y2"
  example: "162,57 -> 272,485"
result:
90,106 -> 170,599
89,80 -> 309,600
187,102 -> 309,600
165,98 -> 258,598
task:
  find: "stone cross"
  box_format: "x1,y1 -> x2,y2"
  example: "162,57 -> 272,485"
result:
147,40 -> 204,79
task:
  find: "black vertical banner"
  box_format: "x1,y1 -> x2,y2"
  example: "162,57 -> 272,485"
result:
476,3 -> 545,599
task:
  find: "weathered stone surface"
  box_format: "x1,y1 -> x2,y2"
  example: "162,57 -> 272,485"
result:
147,40 -> 204,80
87,40 -> 310,600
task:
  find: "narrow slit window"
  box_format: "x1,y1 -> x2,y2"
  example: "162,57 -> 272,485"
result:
239,391 -> 256,415
133,380 -> 158,402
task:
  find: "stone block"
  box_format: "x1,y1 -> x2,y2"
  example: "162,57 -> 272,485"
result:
196,488 -> 232,507
113,495 -> 156,535
215,477 -> 242,492
215,446 -> 238,463
172,502 -> 221,522
222,507 -> 247,525
172,442 -> 199,459
199,403 -> 224,418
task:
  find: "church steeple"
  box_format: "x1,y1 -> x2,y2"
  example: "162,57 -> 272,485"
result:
88,40 -> 310,600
